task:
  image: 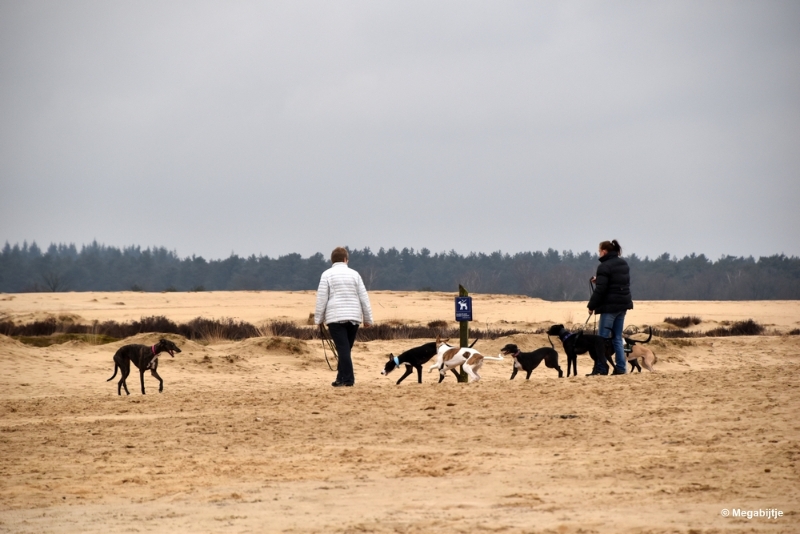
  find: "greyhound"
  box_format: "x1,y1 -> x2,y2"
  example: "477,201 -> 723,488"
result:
381,341 -> 440,384
107,338 -> 181,395
429,337 -> 503,382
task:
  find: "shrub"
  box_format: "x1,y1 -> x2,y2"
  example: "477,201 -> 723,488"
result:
705,319 -> 764,337
185,317 -> 259,341
650,327 -> 697,338
265,321 -> 315,340
664,316 -> 702,328
653,319 -> 765,338
9,315 -> 768,344
15,318 -> 59,336
15,333 -> 118,347
0,320 -> 15,336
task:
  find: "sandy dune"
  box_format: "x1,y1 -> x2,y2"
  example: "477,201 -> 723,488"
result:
0,291 -> 798,533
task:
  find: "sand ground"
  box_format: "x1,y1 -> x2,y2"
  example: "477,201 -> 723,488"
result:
0,291 -> 798,533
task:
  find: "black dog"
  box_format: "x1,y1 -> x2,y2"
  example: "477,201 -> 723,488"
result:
107,338 -> 181,395
546,324 -> 609,377
381,342 -> 441,384
499,343 -> 563,380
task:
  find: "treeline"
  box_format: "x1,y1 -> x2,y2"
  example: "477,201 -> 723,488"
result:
1,241 -> 799,300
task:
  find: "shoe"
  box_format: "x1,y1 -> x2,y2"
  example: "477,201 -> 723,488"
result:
331,381 -> 354,387
611,369 -> 627,375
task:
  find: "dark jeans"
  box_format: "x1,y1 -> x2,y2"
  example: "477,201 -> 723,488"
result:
327,322 -> 359,385
598,311 -> 627,374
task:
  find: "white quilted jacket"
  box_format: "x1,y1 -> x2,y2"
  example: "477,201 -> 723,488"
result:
314,262 -> 374,325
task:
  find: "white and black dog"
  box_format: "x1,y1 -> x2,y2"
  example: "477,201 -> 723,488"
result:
498,343 -> 563,380
107,338 -> 181,395
429,337 -> 503,382
381,341 -> 442,384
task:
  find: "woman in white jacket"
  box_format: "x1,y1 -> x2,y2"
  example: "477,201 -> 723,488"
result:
315,247 -> 373,387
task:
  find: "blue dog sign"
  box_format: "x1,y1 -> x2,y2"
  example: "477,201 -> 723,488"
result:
455,296 -> 473,322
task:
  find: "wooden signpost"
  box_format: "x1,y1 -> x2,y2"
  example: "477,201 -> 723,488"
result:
456,284 -> 472,383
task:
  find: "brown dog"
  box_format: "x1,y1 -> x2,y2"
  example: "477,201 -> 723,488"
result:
627,343 -> 657,372
604,328 -> 657,373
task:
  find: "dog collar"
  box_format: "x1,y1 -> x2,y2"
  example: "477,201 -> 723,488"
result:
393,356 -> 400,366
513,351 -> 520,358
560,332 -> 574,341
151,345 -> 157,355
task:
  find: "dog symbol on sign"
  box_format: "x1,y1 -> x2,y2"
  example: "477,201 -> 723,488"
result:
455,297 -> 473,321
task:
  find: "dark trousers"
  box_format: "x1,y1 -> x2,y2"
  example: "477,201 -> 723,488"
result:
327,322 -> 359,385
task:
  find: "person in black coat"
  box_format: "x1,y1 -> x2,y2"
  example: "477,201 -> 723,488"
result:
587,239 -> 634,375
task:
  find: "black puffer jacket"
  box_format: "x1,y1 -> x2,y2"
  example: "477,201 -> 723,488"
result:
588,252 -> 633,314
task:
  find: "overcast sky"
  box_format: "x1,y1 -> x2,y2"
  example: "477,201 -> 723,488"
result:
2,1 -> 798,262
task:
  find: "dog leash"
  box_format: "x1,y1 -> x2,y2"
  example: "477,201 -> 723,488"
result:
318,324 -> 338,371
588,280 -> 598,334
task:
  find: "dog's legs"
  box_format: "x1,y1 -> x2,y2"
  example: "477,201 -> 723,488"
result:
525,369 -> 533,380
139,369 -> 148,395
396,365 -> 414,385
437,367 -> 460,383
630,359 -> 642,373
544,357 -> 563,378
566,350 -> 577,378
510,367 -> 518,380
118,359 -> 131,396
463,364 -> 479,381
414,365 -> 423,383
150,368 -> 165,392
437,364 -> 449,383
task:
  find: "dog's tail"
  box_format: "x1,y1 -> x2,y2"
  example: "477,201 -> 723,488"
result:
107,363 -> 119,382
482,355 -> 504,361
640,326 -> 652,344
547,335 -> 554,349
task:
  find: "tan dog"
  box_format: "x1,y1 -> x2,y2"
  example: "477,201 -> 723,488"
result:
428,337 -> 503,382
604,328 -> 657,373
627,343 -> 657,372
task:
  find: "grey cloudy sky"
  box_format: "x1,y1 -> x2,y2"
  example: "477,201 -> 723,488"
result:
2,1 -> 798,261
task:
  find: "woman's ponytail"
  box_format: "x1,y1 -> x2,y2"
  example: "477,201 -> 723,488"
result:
599,240 -> 623,255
